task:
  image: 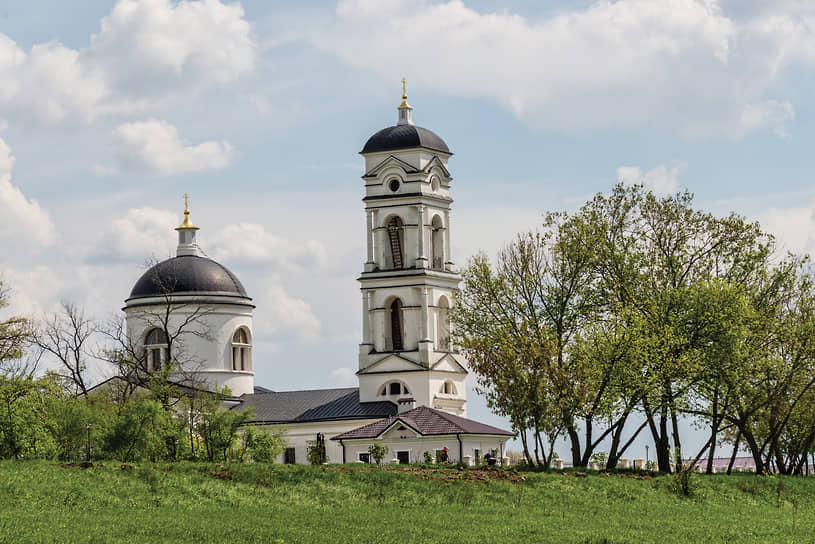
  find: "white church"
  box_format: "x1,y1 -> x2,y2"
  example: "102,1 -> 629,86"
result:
122,87 -> 512,465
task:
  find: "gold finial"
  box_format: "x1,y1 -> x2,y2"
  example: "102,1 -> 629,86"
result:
176,193 -> 199,230
399,77 -> 410,109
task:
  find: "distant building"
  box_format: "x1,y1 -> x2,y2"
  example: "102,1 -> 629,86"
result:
123,87 -> 512,464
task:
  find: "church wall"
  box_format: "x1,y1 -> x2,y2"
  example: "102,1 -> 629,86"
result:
124,297 -> 255,396
340,435 -> 508,465
252,419 -> 384,465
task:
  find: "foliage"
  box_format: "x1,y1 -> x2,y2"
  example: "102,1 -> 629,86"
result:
0,376 -> 57,459
196,390 -> 255,462
0,282 -> 33,374
103,393 -> 174,462
423,450 -> 433,464
368,443 -> 388,465
590,451 -> 607,467
307,433 -> 327,465
454,184 -> 815,472
239,427 -> 286,463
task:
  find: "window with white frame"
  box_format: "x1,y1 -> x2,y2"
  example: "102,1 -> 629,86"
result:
379,381 -> 410,396
144,328 -> 168,372
440,380 -> 457,395
232,328 -> 251,371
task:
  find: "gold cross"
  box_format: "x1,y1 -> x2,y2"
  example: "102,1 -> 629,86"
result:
183,193 -> 190,211
401,77 -> 407,98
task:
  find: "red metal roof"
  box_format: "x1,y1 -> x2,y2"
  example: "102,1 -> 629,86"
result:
331,406 -> 513,440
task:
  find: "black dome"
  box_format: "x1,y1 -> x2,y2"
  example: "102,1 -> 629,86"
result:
127,255 -> 249,300
361,124 -> 450,154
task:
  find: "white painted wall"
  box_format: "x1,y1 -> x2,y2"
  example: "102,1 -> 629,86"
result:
340,435 -> 508,465
124,295 -> 255,396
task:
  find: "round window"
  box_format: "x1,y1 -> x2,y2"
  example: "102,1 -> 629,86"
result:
388,179 -> 400,192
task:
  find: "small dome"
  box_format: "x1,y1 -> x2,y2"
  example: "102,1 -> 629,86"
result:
361,124 -> 450,154
127,255 -> 249,301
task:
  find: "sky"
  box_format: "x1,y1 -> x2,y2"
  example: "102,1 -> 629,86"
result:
3,0 -> 815,461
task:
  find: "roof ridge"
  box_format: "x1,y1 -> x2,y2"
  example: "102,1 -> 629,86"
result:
259,386 -> 358,395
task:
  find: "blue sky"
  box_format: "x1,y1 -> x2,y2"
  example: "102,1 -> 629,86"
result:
3,0 -> 815,459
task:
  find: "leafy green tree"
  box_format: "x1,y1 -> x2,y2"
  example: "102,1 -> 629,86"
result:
102,393 -> 172,462
239,427 -> 286,463
196,388 -> 255,462
0,376 -> 58,459
368,443 -> 388,465
0,281 -> 32,375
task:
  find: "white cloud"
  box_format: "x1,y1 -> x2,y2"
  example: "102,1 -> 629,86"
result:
89,0 -> 254,90
758,204 -> 815,256
313,0 -> 815,137
254,285 -> 322,343
108,119 -> 237,176
208,222 -> 327,270
0,137 -> 56,248
0,0 -> 253,126
618,162 -> 685,195
92,206 -> 178,261
330,367 -> 356,386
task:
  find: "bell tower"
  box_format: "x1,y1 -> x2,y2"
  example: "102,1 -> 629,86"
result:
357,82 -> 468,416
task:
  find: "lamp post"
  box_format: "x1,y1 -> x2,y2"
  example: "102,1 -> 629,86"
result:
645,445 -> 649,468
86,423 -> 92,462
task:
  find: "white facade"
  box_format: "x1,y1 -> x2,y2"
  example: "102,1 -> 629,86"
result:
357,101 -> 469,416
340,433 -> 508,465
124,296 -> 255,396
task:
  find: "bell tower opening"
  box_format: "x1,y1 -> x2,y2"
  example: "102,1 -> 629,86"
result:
388,298 -> 404,351
386,216 -> 405,269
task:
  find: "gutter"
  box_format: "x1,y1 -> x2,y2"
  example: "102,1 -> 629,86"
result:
457,433 -> 463,463
340,439 -> 346,464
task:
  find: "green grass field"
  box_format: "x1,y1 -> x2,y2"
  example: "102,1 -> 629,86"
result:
0,461 -> 813,543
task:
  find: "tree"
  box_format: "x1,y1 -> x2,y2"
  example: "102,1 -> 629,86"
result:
33,301 -> 97,398
368,443 -> 388,465
197,388 -> 254,462
454,217 -> 644,468
455,184 -> 786,472
0,281 -> 33,376
238,427 -> 286,463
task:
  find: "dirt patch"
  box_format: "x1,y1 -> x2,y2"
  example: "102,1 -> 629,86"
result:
207,465 -> 233,481
337,465 -> 527,483
58,462 -> 95,469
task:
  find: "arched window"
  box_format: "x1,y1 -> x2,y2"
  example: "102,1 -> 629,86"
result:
386,216 -> 405,269
379,381 -> 410,396
440,381 -> 457,395
232,328 -> 251,371
436,296 -> 450,351
388,299 -> 404,351
144,328 -> 168,372
431,215 -> 444,269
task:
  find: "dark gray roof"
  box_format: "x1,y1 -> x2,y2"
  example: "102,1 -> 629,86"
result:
234,387 -> 397,424
127,255 -> 250,301
332,406 -> 513,440
361,124 -> 450,154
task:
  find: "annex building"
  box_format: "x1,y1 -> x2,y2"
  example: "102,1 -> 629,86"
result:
123,87 -> 512,464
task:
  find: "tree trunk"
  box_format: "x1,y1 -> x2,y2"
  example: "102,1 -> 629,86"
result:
726,430 -> 741,475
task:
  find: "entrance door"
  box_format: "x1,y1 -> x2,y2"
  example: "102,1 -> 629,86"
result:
397,451 -> 410,464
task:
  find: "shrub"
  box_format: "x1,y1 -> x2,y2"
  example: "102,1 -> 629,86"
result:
667,467 -> 701,498
368,443 -> 388,465
423,451 -> 433,464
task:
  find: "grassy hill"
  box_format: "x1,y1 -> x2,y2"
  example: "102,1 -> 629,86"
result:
0,461 -> 812,543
